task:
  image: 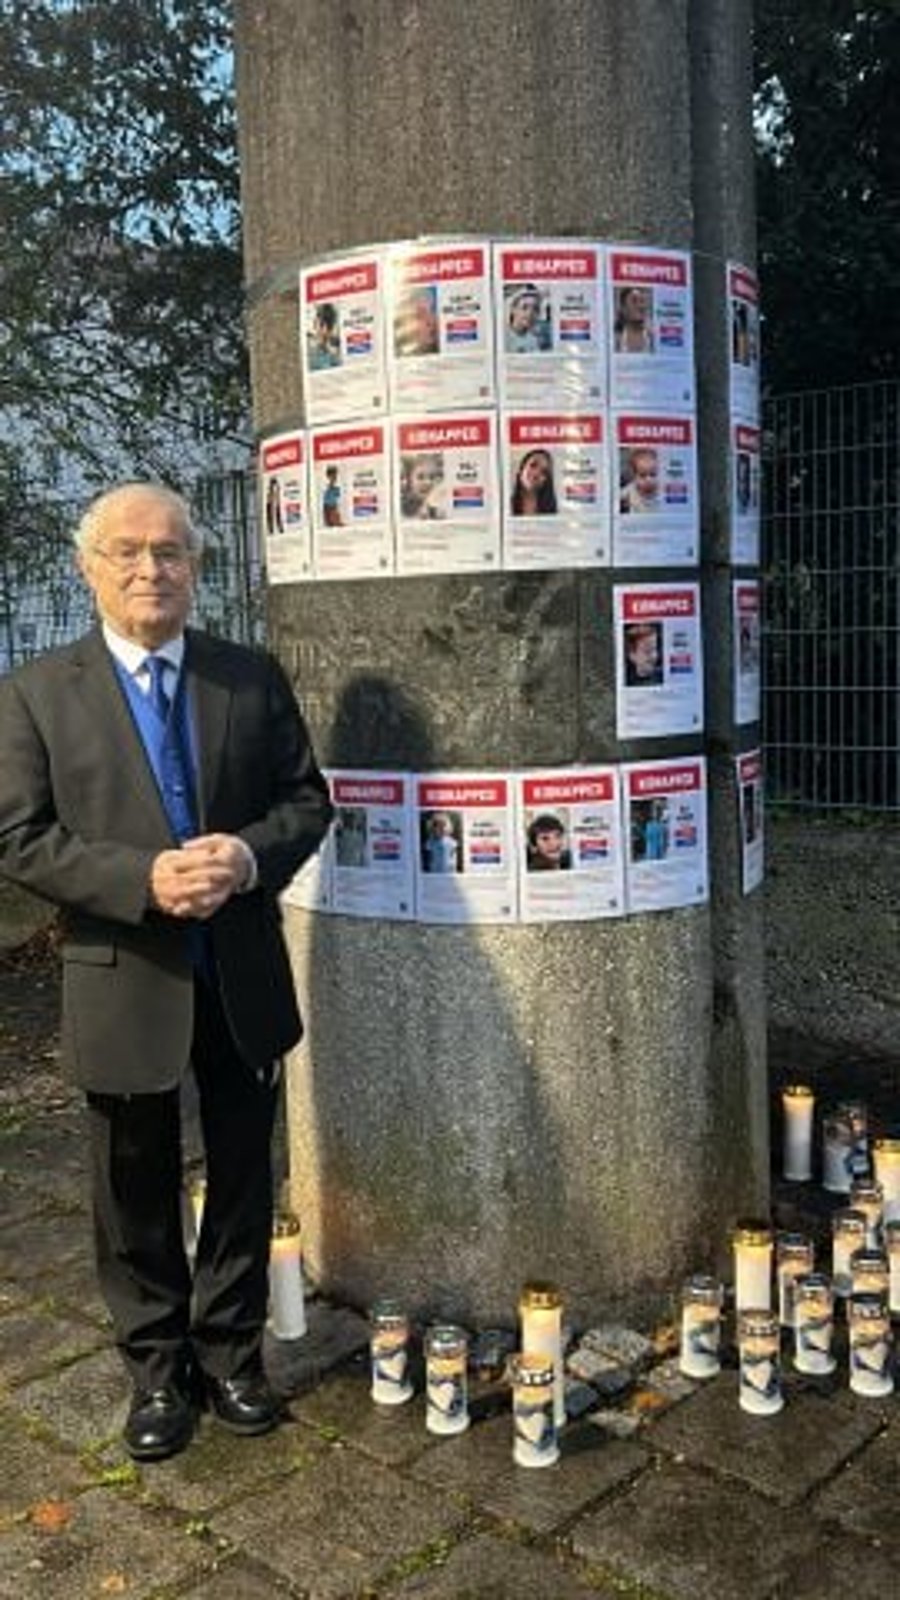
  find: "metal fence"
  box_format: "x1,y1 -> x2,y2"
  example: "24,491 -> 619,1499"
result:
0,470 -> 262,671
762,380 -> 900,812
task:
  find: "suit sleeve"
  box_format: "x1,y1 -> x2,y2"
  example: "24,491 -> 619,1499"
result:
235,654 -> 333,894
0,672 -> 155,925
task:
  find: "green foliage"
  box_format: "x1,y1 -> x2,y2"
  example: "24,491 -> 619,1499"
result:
755,2 -> 900,392
0,0 -> 247,480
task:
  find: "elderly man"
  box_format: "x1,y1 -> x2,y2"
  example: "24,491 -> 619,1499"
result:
0,483 -> 333,1460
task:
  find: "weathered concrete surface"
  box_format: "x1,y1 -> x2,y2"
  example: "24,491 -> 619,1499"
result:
235,0 -> 766,1323
766,815 -> 900,1056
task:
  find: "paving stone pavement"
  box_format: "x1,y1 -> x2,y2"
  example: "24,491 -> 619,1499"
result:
1,1027 -> 899,1597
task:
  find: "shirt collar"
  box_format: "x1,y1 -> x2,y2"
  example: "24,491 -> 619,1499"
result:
102,623 -> 185,678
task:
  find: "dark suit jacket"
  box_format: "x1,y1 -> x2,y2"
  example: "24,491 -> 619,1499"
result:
0,627 -> 333,1093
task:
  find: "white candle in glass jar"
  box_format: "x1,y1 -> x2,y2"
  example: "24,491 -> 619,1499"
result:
848,1293 -> 893,1398
850,1178 -> 884,1249
679,1275 -> 723,1378
733,1222 -> 773,1312
822,1112 -> 854,1194
873,1139 -> 900,1225
268,1212 -> 307,1340
738,1309 -> 784,1416
511,1352 -> 559,1468
425,1325 -> 469,1436
370,1299 -> 413,1405
831,1209 -> 867,1298
519,1282 -> 565,1428
776,1234 -> 814,1328
793,1273 -> 835,1375
782,1085 -> 814,1182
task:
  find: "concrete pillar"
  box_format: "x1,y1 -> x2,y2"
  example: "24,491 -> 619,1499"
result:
234,0 -> 765,1326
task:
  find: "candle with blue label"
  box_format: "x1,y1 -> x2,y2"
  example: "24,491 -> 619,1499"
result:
849,1293 -> 893,1398
738,1309 -> 783,1415
425,1325 -> 469,1435
679,1275 -> 723,1378
794,1273 -> 836,1375
511,1352 -> 559,1468
370,1298 -> 413,1405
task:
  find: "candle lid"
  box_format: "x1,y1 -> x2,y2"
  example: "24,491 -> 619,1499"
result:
732,1219 -> 772,1247
873,1137 -> 900,1154
426,1324 -> 467,1354
682,1273 -> 723,1300
795,1271 -> 831,1296
850,1248 -> 888,1270
510,1351 -> 554,1386
738,1307 -> 778,1336
519,1280 -> 563,1310
776,1231 -> 812,1254
783,1083 -> 814,1099
850,1179 -> 883,1198
272,1211 -> 301,1238
849,1291 -> 888,1321
832,1208 -> 867,1231
370,1296 -> 408,1326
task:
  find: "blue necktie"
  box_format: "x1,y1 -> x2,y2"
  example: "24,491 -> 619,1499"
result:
145,655 -> 171,722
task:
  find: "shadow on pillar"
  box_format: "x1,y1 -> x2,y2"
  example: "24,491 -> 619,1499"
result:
303,673 -> 571,1324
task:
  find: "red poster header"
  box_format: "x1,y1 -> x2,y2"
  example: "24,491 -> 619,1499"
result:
399,418 -> 491,451
623,588 -> 697,620
509,415 -> 602,446
313,427 -> 383,461
418,780 -> 507,808
611,251 -> 688,286
501,248 -> 596,280
262,436 -> 303,471
306,261 -> 377,300
523,774 -> 614,805
617,416 -> 693,446
333,778 -> 404,805
628,763 -> 703,797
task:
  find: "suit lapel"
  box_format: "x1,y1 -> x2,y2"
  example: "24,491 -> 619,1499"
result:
72,629 -> 171,830
184,629 -> 232,826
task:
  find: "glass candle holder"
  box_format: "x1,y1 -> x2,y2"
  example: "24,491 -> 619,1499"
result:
268,1211 -> 306,1340
831,1208 -> 867,1298
732,1221 -> 773,1312
884,1219 -> 900,1316
782,1085 -> 814,1182
738,1309 -> 784,1416
850,1247 -> 889,1301
425,1325 -> 469,1436
794,1272 -> 836,1375
510,1352 -> 559,1468
873,1138 -> 900,1225
679,1274 -> 723,1379
370,1298 -> 413,1406
822,1111 -> 854,1194
776,1233 -> 814,1329
850,1178 -> 884,1249
836,1098 -> 869,1180
848,1293 -> 893,1398
519,1281 -> 565,1429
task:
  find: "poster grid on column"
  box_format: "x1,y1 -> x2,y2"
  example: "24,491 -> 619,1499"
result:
736,750 -> 765,895
623,757 -> 709,913
300,251 -> 388,425
731,420 -> 761,565
608,245 -> 695,413
614,582 -> 704,739
330,771 -> 414,919
386,240 -> 495,413
309,422 -> 394,580
733,579 -> 761,726
612,411 -> 699,566
493,240 -> 607,410
393,413 -> 500,575
259,431 -> 312,584
727,262 -> 761,426
414,774 -> 517,924
517,769 -> 624,922
501,412 -> 610,569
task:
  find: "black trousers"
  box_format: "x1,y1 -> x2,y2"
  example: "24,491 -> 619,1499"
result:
86,976 -> 278,1389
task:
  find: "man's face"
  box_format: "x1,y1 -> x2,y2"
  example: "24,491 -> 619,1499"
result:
534,826 -> 564,864
79,490 -> 196,649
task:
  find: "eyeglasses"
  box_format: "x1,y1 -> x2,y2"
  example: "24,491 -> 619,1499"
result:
90,542 -> 193,573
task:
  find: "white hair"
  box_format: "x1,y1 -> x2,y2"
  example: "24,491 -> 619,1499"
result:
74,483 -> 204,556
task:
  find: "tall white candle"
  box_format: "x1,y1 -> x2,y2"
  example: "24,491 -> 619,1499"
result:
519,1282 -> 565,1429
733,1222 -> 773,1312
782,1085 -> 814,1182
268,1212 -> 307,1340
873,1139 -> 900,1225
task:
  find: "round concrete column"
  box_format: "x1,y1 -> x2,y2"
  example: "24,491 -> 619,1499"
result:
235,0 -> 765,1326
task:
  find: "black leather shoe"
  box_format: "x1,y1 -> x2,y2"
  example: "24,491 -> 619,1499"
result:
124,1384 -> 194,1462
205,1372 -> 282,1435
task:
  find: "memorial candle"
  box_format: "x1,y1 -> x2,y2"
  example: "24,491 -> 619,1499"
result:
849,1178 -> 884,1249
885,1219 -> 900,1315
782,1085 -> 814,1182
848,1293 -> 893,1398
519,1282 -> 565,1428
679,1275 -> 723,1379
831,1208 -> 866,1299
268,1212 -> 306,1340
794,1273 -> 835,1376
738,1309 -> 783,1416
370,1298 -> 413,1405
850,1247 -> 889,1301
425,1325 -> 469,1436
510,1352 -> 559,1468
873,1138 -> 900,1225
776,1234 -> 814,1329
822,1111 -> 853,1194
732,1222 -> 773,1312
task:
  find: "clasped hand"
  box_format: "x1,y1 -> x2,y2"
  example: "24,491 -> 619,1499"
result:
150,834 -> 251,919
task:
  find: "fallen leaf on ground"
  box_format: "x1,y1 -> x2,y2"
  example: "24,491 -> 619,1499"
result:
29,1499 -> 74,1533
